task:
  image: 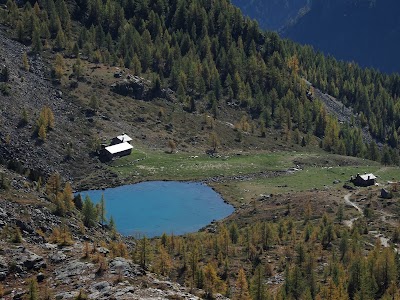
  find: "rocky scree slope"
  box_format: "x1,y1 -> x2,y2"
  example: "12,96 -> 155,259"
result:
0,171 -> 227,299
0,26 -> 117,189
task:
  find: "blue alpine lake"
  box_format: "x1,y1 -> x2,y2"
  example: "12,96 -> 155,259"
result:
78,181 -> 234,238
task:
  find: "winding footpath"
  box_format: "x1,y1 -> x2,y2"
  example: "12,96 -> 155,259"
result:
343,193 -> 397,251
343,193 -> 362,228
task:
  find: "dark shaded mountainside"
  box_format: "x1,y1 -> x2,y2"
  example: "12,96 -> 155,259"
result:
230,0 -> 310,31
282,0 -> 400,73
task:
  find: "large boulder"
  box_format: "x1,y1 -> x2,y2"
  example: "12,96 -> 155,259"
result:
55,260 -> 94,282
109,257 -> 144,278
50,251 -> 67,263
110,76 -> 150,100
21,250 -> 46,271
111,75 -> 175,102
16,219 -> 35,234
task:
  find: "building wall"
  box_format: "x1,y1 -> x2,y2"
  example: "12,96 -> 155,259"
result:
116,149 -> 132,158
111,137 -> 121,145
352,176 -> 375,187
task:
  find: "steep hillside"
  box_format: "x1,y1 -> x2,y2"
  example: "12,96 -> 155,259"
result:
283,0 -> 400,73
0,26 -> 118,189
0,168 -> 229,299
0,0 -> 399,298
230,0 -> 310,31
0,0 -> 399,176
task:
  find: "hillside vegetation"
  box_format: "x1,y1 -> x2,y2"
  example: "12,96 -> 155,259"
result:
0,0 -> 399,299
1,0 -> 400,167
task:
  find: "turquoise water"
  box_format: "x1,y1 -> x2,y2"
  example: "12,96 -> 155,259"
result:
78,181 -> 234,237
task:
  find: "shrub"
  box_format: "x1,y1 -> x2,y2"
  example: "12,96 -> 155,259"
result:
11,227 -> 22,243
0,83 -> 10,96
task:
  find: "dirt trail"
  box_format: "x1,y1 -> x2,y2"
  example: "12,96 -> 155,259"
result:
343,192 -> 397,251
344,193 -> 362,213
343,193 -> 362,228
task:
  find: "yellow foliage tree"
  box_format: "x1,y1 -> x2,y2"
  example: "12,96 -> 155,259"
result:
53,53 -> 65,79
38,124 -> 46,141
45,172 -> 62,199
155,245 -> 172,276
234,268 -> 251,300
203,263 -> 226,298
62,182 -> 74,211
22,52 -> 29,71
36,106 -> 55,141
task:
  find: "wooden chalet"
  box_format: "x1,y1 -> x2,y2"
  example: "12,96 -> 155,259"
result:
102,133 -> 133,160
111,133 -> 133,145
350,173 -> 377,187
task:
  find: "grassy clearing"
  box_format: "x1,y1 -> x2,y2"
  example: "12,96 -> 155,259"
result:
215,164 -> 400,205
109,149 -> 400,182
107,146 -> 399,207
109,148 -> 386,182
109,149 -> 301,180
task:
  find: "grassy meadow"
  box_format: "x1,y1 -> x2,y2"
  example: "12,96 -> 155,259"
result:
106,147 -> 400,207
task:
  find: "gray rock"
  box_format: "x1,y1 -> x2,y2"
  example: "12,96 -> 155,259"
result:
16,219 -> 34,234
92,281 -> 110,291
109,257 -> 144,278
44,243 -> 58,250
0,207 -> 7,218
21,250 -> 46,271
50,251 -> 67,263
0,271 -> 6,281
96,247 -> 110,255
55,260 -> 94,281
55,292 -> 78,299
12,290 -> 26,300
111,77 -> 150,100
0,255 -> 8,272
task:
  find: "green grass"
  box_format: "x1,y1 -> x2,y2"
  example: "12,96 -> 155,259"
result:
108,147 -> 399,198
106,147 -> 400,209
108,149 -> 300,181
220,164 -> 400,204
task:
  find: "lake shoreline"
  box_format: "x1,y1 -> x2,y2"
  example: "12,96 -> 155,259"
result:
78,181 -> 235,238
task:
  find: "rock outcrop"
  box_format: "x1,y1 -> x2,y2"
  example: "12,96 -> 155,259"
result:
0,189 -> 229,300
111,75 -> 175,102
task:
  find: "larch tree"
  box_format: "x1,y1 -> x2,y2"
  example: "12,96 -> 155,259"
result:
209,132 -> 220,153
22,52 -> 30,71
203,263 -> 226,298
155,245 -> 172,276
32,25 -> 42,53
98,193 -> 106,227
38,124 -> 47,141
45,172 -> 61,199
139,236 -> 152,270
167,140 -> 176,153
27,277 -> 39,300
62,182 -> 74,211
250,265 -> 267,300
234,268 -> 251,300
